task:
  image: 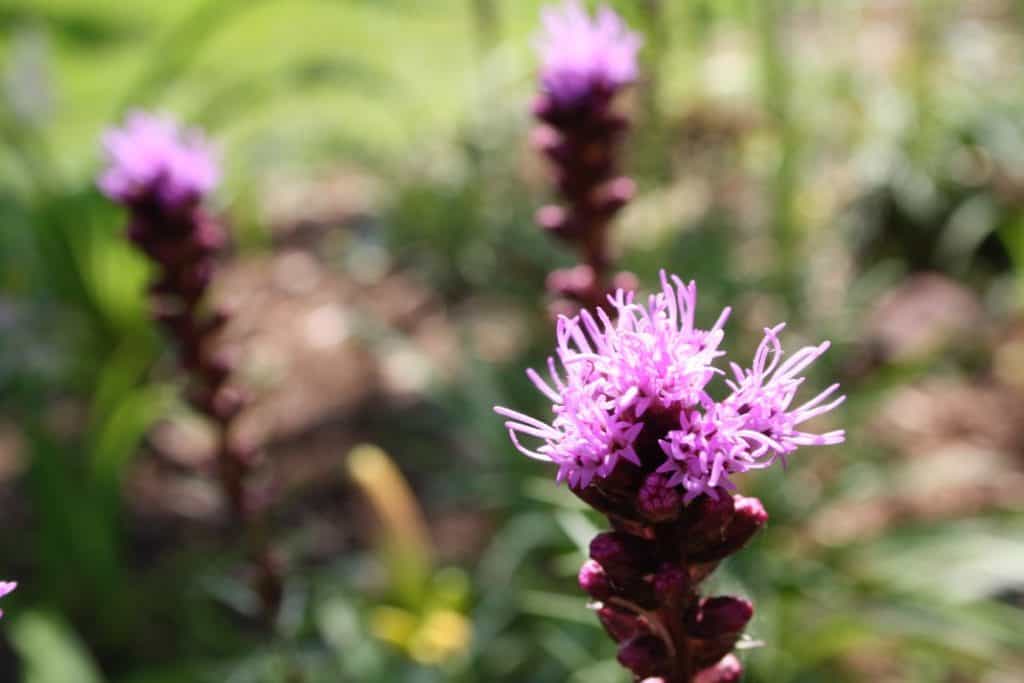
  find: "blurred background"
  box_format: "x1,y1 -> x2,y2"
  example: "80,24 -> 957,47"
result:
1,0 -> 1024,681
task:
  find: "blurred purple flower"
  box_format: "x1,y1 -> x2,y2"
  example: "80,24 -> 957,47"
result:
495,271 -> 844,497
0,581 -> 16,618
99,110 -> 219,210
537,0 -> 641,107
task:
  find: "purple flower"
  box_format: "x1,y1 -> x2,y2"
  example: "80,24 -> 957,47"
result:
0,581 -> 16,618
537,0 -> 642,107
495,272 -> 844,498
99,110 -> 219,210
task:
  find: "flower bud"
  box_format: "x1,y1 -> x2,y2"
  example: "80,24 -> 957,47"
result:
694,654 -> 743,683
594,176 -> 636,214
531,124 -> 561,152
597,605 -> 642,643
692,635 -> 743,670
637,473 -> 681,523
651,563 -> 690,608
211,385 -> 246,422
590,532 -> 656,580
689,496 -> 767,563
684,493 -> 735,538
547,265 -> 596,298
536,204 -> 571,235
578,559 -> 611,601
617,634 -> 668,679
686,596 -> 753,639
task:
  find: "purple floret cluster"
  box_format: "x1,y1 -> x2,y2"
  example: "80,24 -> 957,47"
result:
496,272 -> 845,498
537,0 -> 642,107
99,110 -> 219,210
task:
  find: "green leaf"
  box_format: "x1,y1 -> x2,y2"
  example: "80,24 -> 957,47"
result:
9,611 -> 105,683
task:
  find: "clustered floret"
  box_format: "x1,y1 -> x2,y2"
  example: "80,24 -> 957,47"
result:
537,0 -> 642,107
99,110 -> 219,210
496,272 -> 845,498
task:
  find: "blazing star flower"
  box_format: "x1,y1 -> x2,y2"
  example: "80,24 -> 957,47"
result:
99,110 -> 219,210
537,0 -> 642,107
0,581 -> 16,618
495,272 -> 844,498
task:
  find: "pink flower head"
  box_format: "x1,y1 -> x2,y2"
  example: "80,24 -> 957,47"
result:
537,0 -> 642,106
495,272 -> 844,499
0,581 -> 16,618
99,110 -> 219,210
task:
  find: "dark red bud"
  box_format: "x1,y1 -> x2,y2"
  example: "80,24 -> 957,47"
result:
594,176 -> 636,214
535,204 -> 572,237
730,496 -> 769,538
590,532 -> 656,580
637,473 -> 681,523
692,634 -> 744,670
531,93 -> 556,122
531,125 -> 569,165
530,124 -> 561,151
694,654 -> 743,683
203,350 -> 234,382
547,265 -> 596,298
194,212 -> 226,250
690,495 -> 767,563
211,386 -> 246,422
617,635 -> 669,678
597,604 -> 644,643
686,596 -> 754,639
578,559 -> 612,601
685,493 -> 736,538
651,563 -> 690,607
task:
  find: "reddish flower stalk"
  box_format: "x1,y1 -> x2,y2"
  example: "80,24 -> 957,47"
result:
497,273 -> 844,681
533,1 -> 642,312
99,111 -> 282,623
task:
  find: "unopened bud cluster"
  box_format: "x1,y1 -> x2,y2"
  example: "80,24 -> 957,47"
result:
99,111 -> 252,518
534,1 -> 642,311
99,112 -> 281,620
578,485 -> 764,681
